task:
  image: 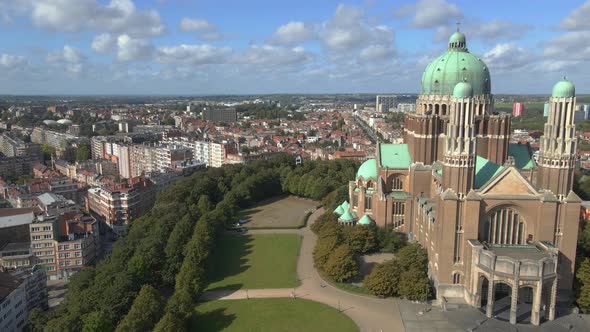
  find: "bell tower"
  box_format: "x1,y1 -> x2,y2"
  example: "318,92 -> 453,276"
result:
536,77 -> 577,198
442,81 -> 477,196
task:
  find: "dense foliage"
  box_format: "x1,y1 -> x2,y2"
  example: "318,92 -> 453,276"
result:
576,221 -> 590,312
28,155 -> 358,331
364,243 -> 431,301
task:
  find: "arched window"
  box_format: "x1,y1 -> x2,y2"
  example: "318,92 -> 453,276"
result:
482,207 -> 526,245
452,272 -> 461,284
366,180 -> 374,190
391,176 -> 403,191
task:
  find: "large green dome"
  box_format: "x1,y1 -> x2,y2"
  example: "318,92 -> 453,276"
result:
356,159 -> 377,180
552,77 -> 575,98
421,32 -> 491,96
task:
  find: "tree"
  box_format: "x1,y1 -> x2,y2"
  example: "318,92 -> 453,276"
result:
324,244 -> 358,282
576,258 -> 590,313
344,225 -> 378,254
398,267 -> 431,301
115,285 -> 164,332
313,236 -> 340,268
153,312 -> 187,332
76,145 -> 90,162
396,243 -> 428,271
363,260 -> 402,297
376,227 -> 407,253
578,221 -> 590,258
26,308 -> 48,332
42,144 -> 55,162
82,311 -> 112,332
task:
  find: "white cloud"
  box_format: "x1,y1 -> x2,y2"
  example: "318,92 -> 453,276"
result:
472,20 -> 530,41
180,18 -> 215,32
156,44 -> 231,64
483,43 -> 531,71
234,45 -> 313,66
359,44 -> 395,62
319,4 -> 394,56
117,34 -> 154,61
0,54 -> 27,68
543,31 -> 590,61
6,0 -> 164,37
560,1 -> 590,30
397,0 -> 463,28
92,33 -> 117,54
268,21 -> 315,45
47,45 -> 85,64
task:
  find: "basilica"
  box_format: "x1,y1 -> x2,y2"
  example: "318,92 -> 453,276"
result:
335,31 -> 580,325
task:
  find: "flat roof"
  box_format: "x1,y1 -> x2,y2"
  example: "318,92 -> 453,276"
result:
489,245 -> 550,261
0,242 -> 31,252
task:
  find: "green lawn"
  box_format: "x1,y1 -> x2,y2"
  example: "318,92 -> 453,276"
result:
193,298 -> 358,332
206,234 -> 301,290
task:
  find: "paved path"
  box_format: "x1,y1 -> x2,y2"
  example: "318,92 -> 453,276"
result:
203,208 -> 407,332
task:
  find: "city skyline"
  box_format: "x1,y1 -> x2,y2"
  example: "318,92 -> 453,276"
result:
0,0 -> 589,95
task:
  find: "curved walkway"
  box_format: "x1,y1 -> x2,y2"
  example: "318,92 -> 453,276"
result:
203,208 -> 405,331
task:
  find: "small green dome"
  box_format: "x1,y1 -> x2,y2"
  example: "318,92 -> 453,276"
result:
339,210 -> 357,222
334,205 -> 344,215
340,201 -> 350,210
421,31 -> 490,96
453,81 -> 473,98
552,77 -> 575,98
358,214 -> 373,225
356,159 -> 377,180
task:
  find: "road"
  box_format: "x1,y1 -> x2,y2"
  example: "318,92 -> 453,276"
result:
354,115 -> 380,143
202,208 -> 406,332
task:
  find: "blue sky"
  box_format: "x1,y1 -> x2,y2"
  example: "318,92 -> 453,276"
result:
0,0 -> 588,95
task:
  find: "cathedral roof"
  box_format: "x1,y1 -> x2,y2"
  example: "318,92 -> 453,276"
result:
334,205 -> 344,215
420,31 -> 491,96
379,144 -> 411,169
474,156 -> 504,189
356,158 -> 377,180
508,143 -> 535,170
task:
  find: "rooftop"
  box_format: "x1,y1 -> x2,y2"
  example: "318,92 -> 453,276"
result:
488,244 -> 552,261
379,144 -> 411,169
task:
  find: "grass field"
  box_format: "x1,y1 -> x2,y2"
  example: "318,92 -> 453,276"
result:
193,298 -> 358,332
240,195 -> 317,228
206,234 -> 301,290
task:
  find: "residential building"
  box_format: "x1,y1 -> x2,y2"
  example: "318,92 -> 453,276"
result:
0,273 -> 27,331
0,134 -> 42,159
202,108 -> 237,123
86,178 -> 155,234
513,102 -> 525,117
375,95 -> 396,113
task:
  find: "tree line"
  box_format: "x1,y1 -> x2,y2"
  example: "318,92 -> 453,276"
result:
27,155 -> 359,331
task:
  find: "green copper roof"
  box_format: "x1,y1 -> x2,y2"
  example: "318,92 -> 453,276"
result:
340,201 -> 350,210
339,210 -> 357,222
379,144 -> 411,169
390,191 -> 410,200
334,205 -> 344,215
552,77 -> 575,98
453,81 -> 473,98
358,214 -> 373,225
421,32 -> 490,96
508,144 -> 535,170
474,156 -> 504,189
356,158 -> 378,180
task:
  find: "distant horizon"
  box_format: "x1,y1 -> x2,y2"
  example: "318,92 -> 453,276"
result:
0,1 -> 589,95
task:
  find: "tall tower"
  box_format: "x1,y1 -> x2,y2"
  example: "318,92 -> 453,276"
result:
537,77 -> 577,197
442,81 -> 477,196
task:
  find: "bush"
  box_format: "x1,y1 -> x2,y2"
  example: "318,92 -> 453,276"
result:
343,225 -> 378,254
399,268 -> 431,301
576,258 -> 590,313
313,236 -> 340,268
376,227 -> 407,253
363,260 -> 402,297
311,212 -> 339,235
324,245 -> 358,282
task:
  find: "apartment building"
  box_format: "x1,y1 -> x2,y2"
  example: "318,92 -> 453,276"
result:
86,178 -> 155,234
0,156 -> 37,180
0,273 -> 27,331
0,133 -> 42,159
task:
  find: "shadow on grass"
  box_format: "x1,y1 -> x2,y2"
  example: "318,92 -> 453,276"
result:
191,307 -> 236,332
205,234 -> 254,290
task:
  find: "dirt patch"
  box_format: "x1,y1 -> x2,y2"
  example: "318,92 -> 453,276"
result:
357,253 -> 396,279
241,196 -> 318,228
